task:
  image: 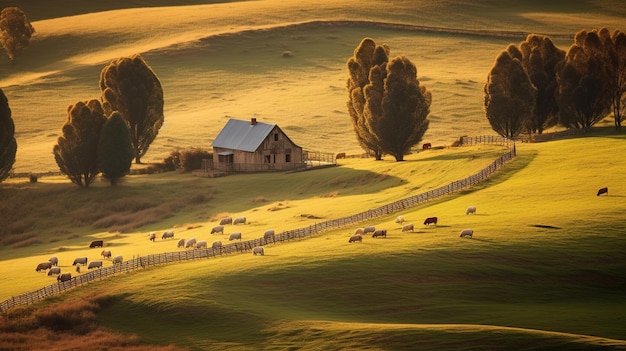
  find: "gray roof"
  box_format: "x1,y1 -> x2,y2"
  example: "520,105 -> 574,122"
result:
212,118 -> 276,152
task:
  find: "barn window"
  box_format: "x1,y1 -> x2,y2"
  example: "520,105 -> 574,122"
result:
264,155 -> 271,163
286,154 -> 291,162
274,133 -> 279,141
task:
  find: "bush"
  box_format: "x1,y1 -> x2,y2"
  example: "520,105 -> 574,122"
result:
178,148 -> 212,172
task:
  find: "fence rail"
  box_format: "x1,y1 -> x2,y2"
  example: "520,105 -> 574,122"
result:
0,140 -> 516,313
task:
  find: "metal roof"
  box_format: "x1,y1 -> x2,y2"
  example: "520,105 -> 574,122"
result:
212,118 -> 276,152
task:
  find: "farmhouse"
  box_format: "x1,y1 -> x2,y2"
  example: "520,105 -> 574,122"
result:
210,118 -> 305,173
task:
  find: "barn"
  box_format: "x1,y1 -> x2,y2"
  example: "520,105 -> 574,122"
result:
210,118 -> 305,173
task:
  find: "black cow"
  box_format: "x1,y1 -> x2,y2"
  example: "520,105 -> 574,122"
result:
423,217 -> 438,225
597,187 -> 608,196
89,240 -> 103,248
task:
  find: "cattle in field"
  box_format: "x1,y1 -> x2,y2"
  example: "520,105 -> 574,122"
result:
460,229 -> 473,238
363,226 -> 376,234
101,250 -> 112,259
211,225 -> 224,234
233,216 -> 246,225
48,256 -> 59,266
354,228 -> 364,235
422,143 -> 432,150
48,267 -> 61,276
72,257 -> 88,266
466,206 -> 477,215
264,229 -> 275,241
395,216 -> 405,224
597,187 -> 608,196
423,217 -> 438,225
177,238 -> 186,248
372,229 -> 387,238
162,230 -> 175,239
229,232 -> 242,241
348,234 -> 362,243
185,238 -> 197,249
57,273 -> 71,282
196,240 -> 207,249
336,152 -> 346,159
219,217 -> 233,225
112,256 -> 123,264
149,232 -> 156,242
252,246 -> 264,256
89,240 -> 103,248
36,262 -> 53,272
402,224 -> 414,232
88,260 -> 103,269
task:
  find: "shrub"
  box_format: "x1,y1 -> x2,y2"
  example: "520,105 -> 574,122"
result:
179,148 -> 212,172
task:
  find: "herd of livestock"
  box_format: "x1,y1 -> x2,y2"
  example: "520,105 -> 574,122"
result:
35,206 -> 483,283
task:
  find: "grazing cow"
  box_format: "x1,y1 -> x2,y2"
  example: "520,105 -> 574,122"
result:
36,262 -> 53,272
48,267 -> 61,276
264,229 -> 275,241
112,256 -> 123,264
460,229 -> 473,238
597,187 -> 608,196
88,260 -> 103,269
185,238 -> 197,249
149,232 -> 156,242
395,216 -> 405,224
348,234 -> 362,243
196,240 -> 208,249
89,240 -> 103,248
372,229 -> 387,238
177,238 -> 186,248
233,216 -> 246,225
211,225 -> 224,234
466,206 -> 477,215
229,232 -> 242,241
422,143 -> 432,150
363,226 -> 376,234
57,273 -> 71,283
101,250 -> 112,259
354,228 -> 364,235
72,257 -> 88,266
162,230 -> 175,239
48,256 -> 59,267
336,152 -> 346,159
423,217 -> 438,225
402,224 -> 414,232
212,241 -> 223,250
252,246 -> 264,256
219,217 -> 233,225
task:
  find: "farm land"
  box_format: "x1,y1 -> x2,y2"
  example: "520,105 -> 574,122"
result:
1,1 -> 626,350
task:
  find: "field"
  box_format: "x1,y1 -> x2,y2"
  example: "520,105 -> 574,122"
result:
1,1 -> 626,350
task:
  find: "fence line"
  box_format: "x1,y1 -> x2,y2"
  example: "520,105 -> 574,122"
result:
0,140 -> 516,313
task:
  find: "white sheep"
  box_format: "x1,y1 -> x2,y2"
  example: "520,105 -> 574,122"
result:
348,234 -> 362,243
88,260 -> 103,269
112,255 -> 123,264
162,230 -> 175,239
196,240 -> 208,249
177,238 -> 186,248
211,225 -> 224,234
460,229 -> 474,238
229,232 -> 242,241
252,246 -> 264,255
395,216 -> 405,224
185,238 -> 197,249
402,224 -> 414,232
48,256 -> 59,266
466,206 -> 477,215
233,216 -> 246,225
212,241 -> 223,250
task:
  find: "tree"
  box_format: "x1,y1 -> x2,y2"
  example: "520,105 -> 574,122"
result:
53,100 -> 106,188
0,7 -> 35,61
557,30 -> 613,129
363,56 -> 431,161
347,38 -> 389,160
517,34 -> 565,134
484,48 -> 537,139
0,88 -> 16,182
99,54 -> 164,164
98,111 -> 134,185
603,29 -> 626,129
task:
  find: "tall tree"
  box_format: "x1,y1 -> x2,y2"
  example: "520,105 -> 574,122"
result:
53,100 -> 106,188
557,30 -> 613,129
0,88 -> 16,182
347,38 -> 389,160
99,54 -> 164,164
517,34 -> 565,134
484,48 -> 537,139
98,111 -> 134,185
604,29 -> 626,129
0,7 -> 35,61
363,56 -> 431,161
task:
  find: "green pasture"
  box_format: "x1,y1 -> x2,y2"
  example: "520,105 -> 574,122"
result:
4,130 -> 624,350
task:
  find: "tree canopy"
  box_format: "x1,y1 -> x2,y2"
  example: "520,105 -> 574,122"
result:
0,88 -> 16,182
98,111 -> 134,185
99,54 -> 164,164
53,100 -> 106,188
484,49 -> 537,139
0,7 -> 35,61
